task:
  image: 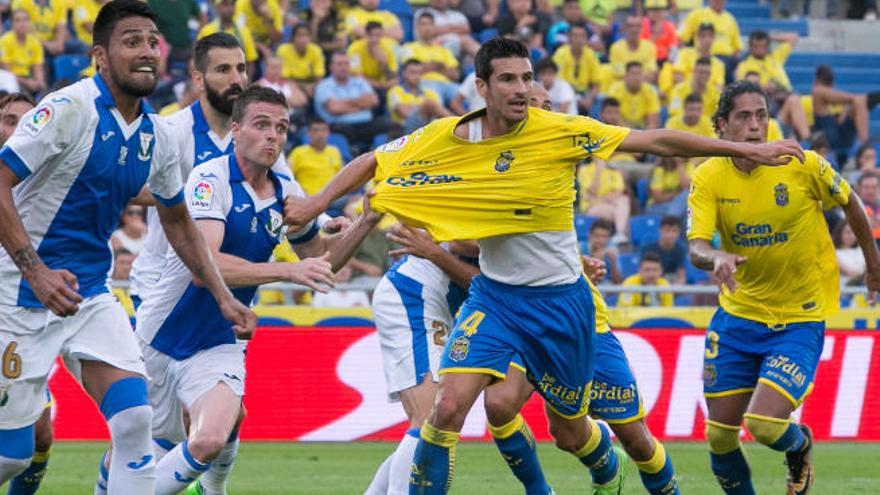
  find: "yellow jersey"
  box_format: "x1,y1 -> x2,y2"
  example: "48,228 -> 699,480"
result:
736,42 -> 793,91
552,45 -> 601,93
608,39 -> 658,79
606,81 -> 661,129
347,38 -> 398,83
400,41 -> 458,83
0,32 -> 43,77
667,81 -> 719,120
584,275 -> 611,333
371,107 -> 630,241
387,84 -> 441,123
234,0 -> 282,45
649,162 -> 696,205
618,275 -> 674,307
679,7 -> 743,57
72,0 -> 100,45
687,151 -> 850,325
576,161 -> 624,212
198,20 -> 259,63
767,118 -> 784,142
673,48 -> 725,90
344,7 -> 400,36
664,114 -> 716,139
12,0 -> 68,42
276,42 -> 325,81
287,144 -> 343,195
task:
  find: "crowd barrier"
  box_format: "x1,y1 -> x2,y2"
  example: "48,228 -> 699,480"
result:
47,307 -> 880,442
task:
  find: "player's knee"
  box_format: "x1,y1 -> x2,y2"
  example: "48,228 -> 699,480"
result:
704,420 -> 741,455
483,392 -> 519,428
188,430 -> 229,463
615,426 -> 655,462
548,420 -> 588,453
743,413 -> 788,447
430,393 -> 470,430
0,455 -> 32,481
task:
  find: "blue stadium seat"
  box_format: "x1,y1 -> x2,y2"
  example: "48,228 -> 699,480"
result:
479,28 -> 498,43
685,257 -> 709,284
300,131 -> 353,162
726,3 -> 771,18
630,214 -> 661,247
618,252 -> 641,279
372,133 -> 388,150
738,19 -> 808,37
635,177 -> 650,210
574,215 -> 599,241
53,54 -> 90,82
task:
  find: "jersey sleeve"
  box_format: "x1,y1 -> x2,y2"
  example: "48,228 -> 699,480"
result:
148,118 -> 185,206
567,115 -> 631,162
281,177 -> 319,244
686,166 -> 717,241
185,162 -> 230,221
806,152 -> 851,209
0,89 -> 83,181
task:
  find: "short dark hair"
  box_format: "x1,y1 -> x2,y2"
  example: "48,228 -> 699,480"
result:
684,92 -> 703,106
660,215 -> 682,228
93,0 -> 157,48
697,22 -> 714,34
193,32 -> 242,73
601,97 -> 620,111
474,37 -> 530,82
114,247 -> 134,258
231,84 -> 288,123
402,58 -> 423,71
695,56 -> 712,67
625,60 -> 642,73
0,92 -> 36,112
291,23 -> 310,37
308,117 -> 328,128
808,130 -> 830,151
858,171 -> 879,187
749,30 -> 769,44
535,57 -> 558,74
568,23 -> 587,34
815,65 -> 834,86
713,80 -> 767,135
641,251 -> 662,265
417,11 -> 434,22
365,21 -> 383,33
590,218 -> 614,234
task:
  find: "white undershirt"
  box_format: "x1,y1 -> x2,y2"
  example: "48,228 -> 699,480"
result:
466,117 -> 582,286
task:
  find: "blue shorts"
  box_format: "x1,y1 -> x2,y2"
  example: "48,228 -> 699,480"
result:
589,332 -> 644,423
703,308 -> 825,407
440,275 -> 596,418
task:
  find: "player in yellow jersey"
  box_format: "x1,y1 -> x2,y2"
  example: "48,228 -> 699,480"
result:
687,80 -> 880,495
284,38 -> 802,495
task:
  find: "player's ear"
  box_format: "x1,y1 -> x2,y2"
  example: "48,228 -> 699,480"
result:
92,44 -> 108,74
475,77 -> 488,99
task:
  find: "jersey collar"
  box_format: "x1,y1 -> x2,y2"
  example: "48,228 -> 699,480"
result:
227,153 -> 284,200
92,74 -> 153,115
190,101 -> 211,134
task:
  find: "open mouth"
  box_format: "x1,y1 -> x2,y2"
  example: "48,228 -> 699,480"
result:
134,65 -> 156,75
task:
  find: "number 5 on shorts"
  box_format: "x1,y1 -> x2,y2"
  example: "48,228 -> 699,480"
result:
2,341 -> 22,379
459,311 -> 485,337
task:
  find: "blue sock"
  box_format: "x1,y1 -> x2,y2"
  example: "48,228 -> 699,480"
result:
635,441 -> 679,495
409,423 -> 459,495
575,421 -> 619,485
768,423 -> 807,453
490,415 -> 552,495
7,450 -> 50,495
710,449 -> 756,495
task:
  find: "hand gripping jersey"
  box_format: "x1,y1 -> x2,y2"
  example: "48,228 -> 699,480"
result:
0,75 -> 183,307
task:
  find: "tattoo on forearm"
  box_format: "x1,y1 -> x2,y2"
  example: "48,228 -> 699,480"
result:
12,245 -> 39,273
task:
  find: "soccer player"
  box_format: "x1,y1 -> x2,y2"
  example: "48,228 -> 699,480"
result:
687,80 -> 880,495
284,38 -> 803,495
137,85 -> 382,495
0,1 -> 254,494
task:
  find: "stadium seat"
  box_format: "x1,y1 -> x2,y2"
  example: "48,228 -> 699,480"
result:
53,54 -> 90,83
685,257 -> 709,284
300,131 -> 353,162
479,28 -> 498,43
630,214 -> 661,247
372,133 -> 388,150
738,19 -> 808,37
635,178 -> 650,211
618,252 -> 641,279
574,215 -> 599,241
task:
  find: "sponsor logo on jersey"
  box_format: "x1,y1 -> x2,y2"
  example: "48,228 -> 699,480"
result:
234,204 -> 251,213
23,105 -> 53,136
101,130 -> 115,141
573,132 -> 606,154
730,223 -> 788,247
385,172 -> 462,187
197,150 -> 213,161
775,182 -> 789,207
494,150 -> 514,172
191,180 -> 214,209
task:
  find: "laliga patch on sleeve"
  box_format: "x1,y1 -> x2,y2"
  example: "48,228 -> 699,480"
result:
191,180 -> 215,210
376,134 -> 408,153
22,104 -> 54,137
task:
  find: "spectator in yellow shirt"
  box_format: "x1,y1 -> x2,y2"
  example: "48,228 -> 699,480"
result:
678,0 -> 742,59
606,61 -> 660,129
348,21 -> 399,91
647,156 -> 694,217
73,0 -> 108,47
235,0 -> 283,48
400,12 -> 461,104
199,0 -> 259,76
577,157 -> 631,243
288,119 -> 344,195
618,252 -> 674,307
668,56 -> 719,119
609,16 -> 658,82
552,23 -> 601,113
735,31 -> 798,92
11,0 -> 68,56
0,10 -> 46,95
597,97 -> 639,163
665,93 -> 715,168
738,47 -> 811,141
276,23 -> 326,96
387,59 -> 452,133
673,22 -> 725,89
345,0 -> 403,41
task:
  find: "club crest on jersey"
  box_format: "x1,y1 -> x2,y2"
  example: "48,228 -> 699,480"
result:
138,132 -> 154,162
266,209 -> 285,238
448,336 -> 470,362
774,183 -> 788,207
495,150 -> 514,172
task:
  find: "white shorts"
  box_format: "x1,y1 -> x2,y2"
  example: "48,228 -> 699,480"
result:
372,274 -> 451,402
141,340 -> 246,443
0,293 -> 145,429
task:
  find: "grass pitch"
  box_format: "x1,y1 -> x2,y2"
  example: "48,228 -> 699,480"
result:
32,441 -> 880,494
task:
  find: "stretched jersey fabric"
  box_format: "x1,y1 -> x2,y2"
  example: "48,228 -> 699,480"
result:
135,154 -> 318,359
0,75 -> 183,307
371,107 -> 630,241
585,275 -> 611,334
687,151 -> 850,325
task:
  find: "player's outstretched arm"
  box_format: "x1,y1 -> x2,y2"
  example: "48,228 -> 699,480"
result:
689,238 -> 747,293
387,225 -> 480,290
618,129 -> 805,165
156,201 -> 256,337
841,192 -> 880,301
283,152 -> 378,231
0,164 -> 82,316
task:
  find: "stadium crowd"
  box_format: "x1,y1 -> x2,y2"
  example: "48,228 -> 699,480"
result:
1,0 -> 877,308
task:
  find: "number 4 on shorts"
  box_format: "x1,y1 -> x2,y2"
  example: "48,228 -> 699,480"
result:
459,311 -> 485,337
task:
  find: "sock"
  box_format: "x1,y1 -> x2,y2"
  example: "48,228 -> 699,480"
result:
634,440 -> 679,495
710,449 -> 756,495
199,432 -> 240,495
153,438 -> 177,463
154,440 -> 210,495
0,425 -> 35,485
7,449 -> 51,495
93,452 -> 109,495
364,453 -> 392,495
574,420 -> 619,486
388,428 -> 420,495
489,414 -> 552,495
101,377 -> 156,495
743,413 -> 807,453
409,422 -> 460,495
